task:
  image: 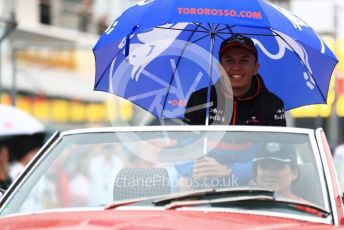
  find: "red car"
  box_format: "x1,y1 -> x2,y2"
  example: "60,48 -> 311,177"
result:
0,126 -> 343,229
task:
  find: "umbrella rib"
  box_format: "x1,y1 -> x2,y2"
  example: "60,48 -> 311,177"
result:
211,24 -> 235,42
189,33 -> 211,44
192,22 -> 211,32
225,24 -> 235,34
217,26 -> 235,33
156,24 -> 209,33
215,26 -> 278,42
272,30 -> 327,103
160,23 -> 203,119
207,23 -> 212,31
216,24 -> 274,35
215,33 -> 228,42
216,31 -> 278,37
215,32 -> 277,41
155,27 -> 208,33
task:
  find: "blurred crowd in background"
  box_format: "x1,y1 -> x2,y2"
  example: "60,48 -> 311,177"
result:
0,132 -> 45,190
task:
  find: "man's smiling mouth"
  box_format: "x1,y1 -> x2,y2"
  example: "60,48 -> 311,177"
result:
230,74 -> 243,80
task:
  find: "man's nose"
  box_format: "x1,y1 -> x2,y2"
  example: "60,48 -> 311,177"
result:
231,61 -> 241,70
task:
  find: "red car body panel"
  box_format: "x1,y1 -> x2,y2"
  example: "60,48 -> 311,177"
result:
319,131 -> 344,225
0,210 -> 339,230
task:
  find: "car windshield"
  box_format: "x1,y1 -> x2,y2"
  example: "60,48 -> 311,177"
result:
0,127 -> 329,216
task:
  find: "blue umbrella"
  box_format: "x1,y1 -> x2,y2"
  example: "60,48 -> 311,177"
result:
93,0 -> 337,120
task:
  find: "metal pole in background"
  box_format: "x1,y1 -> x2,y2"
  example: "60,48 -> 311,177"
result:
11,47 -> 16,106
0,4 -> 17,103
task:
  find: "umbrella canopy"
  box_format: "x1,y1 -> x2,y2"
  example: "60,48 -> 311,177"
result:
0,105 -> 44,137
93,0 -> 337,119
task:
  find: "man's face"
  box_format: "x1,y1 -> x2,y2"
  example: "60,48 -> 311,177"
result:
255,160 -> 298,193
220,46 -> 259,97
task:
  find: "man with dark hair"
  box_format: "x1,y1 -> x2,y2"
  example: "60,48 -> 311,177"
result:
251,143 -> 299,199
251,143 -> 323,216
182,34 -> 286,180
183,34 -> 286,126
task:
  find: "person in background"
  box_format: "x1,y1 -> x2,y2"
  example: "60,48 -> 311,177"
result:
251,142 -> 323,217
8,133 -> 45,181
251,143 -> 299,199
77,0 -> 93,32
0,139 -> 12,190
97,14 -> 108,35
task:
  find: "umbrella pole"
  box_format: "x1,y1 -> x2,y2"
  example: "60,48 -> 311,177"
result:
203,32 -> 216,155
205,33 -> 216,126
